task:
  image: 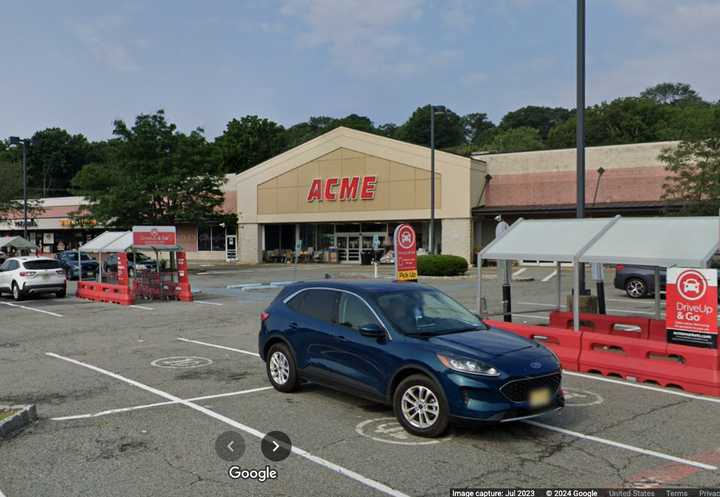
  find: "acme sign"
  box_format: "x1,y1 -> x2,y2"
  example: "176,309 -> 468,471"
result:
307,176 -> 377,202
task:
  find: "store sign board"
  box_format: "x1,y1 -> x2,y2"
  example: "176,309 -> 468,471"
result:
132,226 -> 177,247
307,176 -> 377,202
666,267 -> 718,348
394,224 -> 417,282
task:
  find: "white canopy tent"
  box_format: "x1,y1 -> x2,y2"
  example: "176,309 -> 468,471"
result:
477,215 -> 720,330
0,236 -> 37,253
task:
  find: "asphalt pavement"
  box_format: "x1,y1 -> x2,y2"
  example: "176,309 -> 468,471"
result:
1,264 -> 719,496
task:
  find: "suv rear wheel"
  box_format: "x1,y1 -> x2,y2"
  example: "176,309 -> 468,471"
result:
12,282 -> 24,301
393,374 -> 449,438
625,278 -> 647,298
266,343 -> 299,393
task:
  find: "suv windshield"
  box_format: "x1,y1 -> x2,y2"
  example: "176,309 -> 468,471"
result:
23,260 -> 62,270
375,289 -> 486,336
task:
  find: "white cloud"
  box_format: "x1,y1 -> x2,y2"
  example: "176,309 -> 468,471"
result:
68,16 -> 139,72
596,0 -> 720,101
279,0 -> 462,78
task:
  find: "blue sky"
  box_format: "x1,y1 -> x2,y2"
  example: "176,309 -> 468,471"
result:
2,0 -> 719,140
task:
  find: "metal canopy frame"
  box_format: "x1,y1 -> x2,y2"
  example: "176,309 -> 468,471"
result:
476,215 -> 720,331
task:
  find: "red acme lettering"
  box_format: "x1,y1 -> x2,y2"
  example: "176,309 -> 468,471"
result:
307,176 -> 377,202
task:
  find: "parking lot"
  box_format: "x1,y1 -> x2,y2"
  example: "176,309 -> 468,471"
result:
1,264 -> 719,496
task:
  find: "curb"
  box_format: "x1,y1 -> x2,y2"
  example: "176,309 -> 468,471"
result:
0,404 -> 38,439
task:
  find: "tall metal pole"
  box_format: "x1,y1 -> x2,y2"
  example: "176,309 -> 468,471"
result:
576,0 -> 587,294
429,105 -> 436,255
22,141 -> 28,240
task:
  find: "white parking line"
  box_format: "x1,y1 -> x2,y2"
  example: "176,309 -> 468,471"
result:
0,487 -> 7,497
563,370 -> 720,405
0,301 -> 63,317
129,305 -> 154,311
193,300 -> 223,306
45,352 -> 411,497
51,386 -> 273,421
541,270 -> 558,282
524,420 -> 717,470
178,337 -> 260,357
512,268 -> 527,278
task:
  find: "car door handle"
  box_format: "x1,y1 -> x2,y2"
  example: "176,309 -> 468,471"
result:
337,335 -> 348,341
289,321 -> 298,329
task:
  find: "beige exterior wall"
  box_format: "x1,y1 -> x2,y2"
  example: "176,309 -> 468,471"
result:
441,218 -> 472,261
228,127 -> 476,264
480,141 -> 675,176
257,147 -> 441,216
227,127 -> 473,225
238,223 -> 261,264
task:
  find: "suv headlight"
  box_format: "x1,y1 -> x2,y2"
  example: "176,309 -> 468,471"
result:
436,353 -> 501,377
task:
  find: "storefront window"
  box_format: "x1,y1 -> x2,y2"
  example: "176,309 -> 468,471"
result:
300,224 -> 315,250
317,224 -> 335,250
198,226 -> 226,251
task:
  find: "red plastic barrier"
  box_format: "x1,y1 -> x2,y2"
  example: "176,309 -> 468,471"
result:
579,330 -> 720,396
485,319 -> 581,371
176,251 -> 193,302
549,311 -> 651,339
76,281 -> 133,306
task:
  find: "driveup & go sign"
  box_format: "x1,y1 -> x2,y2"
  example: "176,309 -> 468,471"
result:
393,224 -> 417,282
666,267 -> 718,348
132,226 -> 177,248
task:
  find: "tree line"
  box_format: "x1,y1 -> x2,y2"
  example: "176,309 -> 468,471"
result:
1,81 -> 719,224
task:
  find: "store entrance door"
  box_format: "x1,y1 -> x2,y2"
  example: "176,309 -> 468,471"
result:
336,234 -> 361,263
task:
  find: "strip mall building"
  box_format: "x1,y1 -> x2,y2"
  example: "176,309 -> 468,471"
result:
0,127 -> 676,264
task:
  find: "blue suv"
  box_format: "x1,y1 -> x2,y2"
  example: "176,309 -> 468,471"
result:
258,281 -> 563,437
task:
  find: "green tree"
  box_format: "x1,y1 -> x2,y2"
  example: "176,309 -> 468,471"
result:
396,106 -> 465,149
462,113 -> 495,145
660,138 -> 720,215
488,127 -> 545,153
0,156 -> 23,220
284,114 -> 379,148
641,82 -> 703,105
27,128 -> 92,197
214,116 -> 287,174
499,106 -> 571,140
72,110 -> 226,227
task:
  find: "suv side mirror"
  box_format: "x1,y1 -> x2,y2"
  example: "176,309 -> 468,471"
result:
359,323 -> 386,338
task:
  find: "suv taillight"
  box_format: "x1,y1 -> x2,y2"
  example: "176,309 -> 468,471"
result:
260,311 -> 270,322
19,271 -> 36,277
615,264 -> 625,272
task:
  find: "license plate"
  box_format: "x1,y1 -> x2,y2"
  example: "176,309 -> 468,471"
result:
528,387 -> 552,408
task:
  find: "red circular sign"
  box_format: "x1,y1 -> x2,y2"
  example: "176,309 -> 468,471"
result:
676,269 -> 707,301
396,225 -> 415,250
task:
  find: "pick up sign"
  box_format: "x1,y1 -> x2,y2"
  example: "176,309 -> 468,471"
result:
666,267 -> 718,348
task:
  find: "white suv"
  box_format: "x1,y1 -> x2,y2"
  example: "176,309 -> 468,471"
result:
0,256 -> 67,301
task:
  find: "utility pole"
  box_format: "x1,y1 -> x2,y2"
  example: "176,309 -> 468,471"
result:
576,0 -> 587,294
429,104 -> 436,254
9,136 -> 28,239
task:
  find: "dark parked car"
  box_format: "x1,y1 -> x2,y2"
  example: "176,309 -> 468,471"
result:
57,251 -> 99,280
103,252 -> 158,276
613,264 -> 667,298
258,280 -> 564,437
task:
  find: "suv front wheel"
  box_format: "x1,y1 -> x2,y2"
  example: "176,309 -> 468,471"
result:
393,374 -> 449,438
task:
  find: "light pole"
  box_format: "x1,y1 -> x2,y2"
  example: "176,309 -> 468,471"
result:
429,105 -> 445,255
576,0 -> 587,294
8,136 -> 28,239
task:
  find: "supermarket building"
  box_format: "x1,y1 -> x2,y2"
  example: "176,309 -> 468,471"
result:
0,127 -> 676,264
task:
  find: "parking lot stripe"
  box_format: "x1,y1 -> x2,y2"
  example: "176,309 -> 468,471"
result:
129,304 -> 154,311
177,337 -> 261,357
0,487 -> 7,497
193,300 -> 223,306
524,420 -> 717,470
0,301 -> 63,317
45,352 -> 411,497
512,268 -> 527,278
51,386 -> 274,421
564,371 -> 720,405
541,270 -> 558,282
